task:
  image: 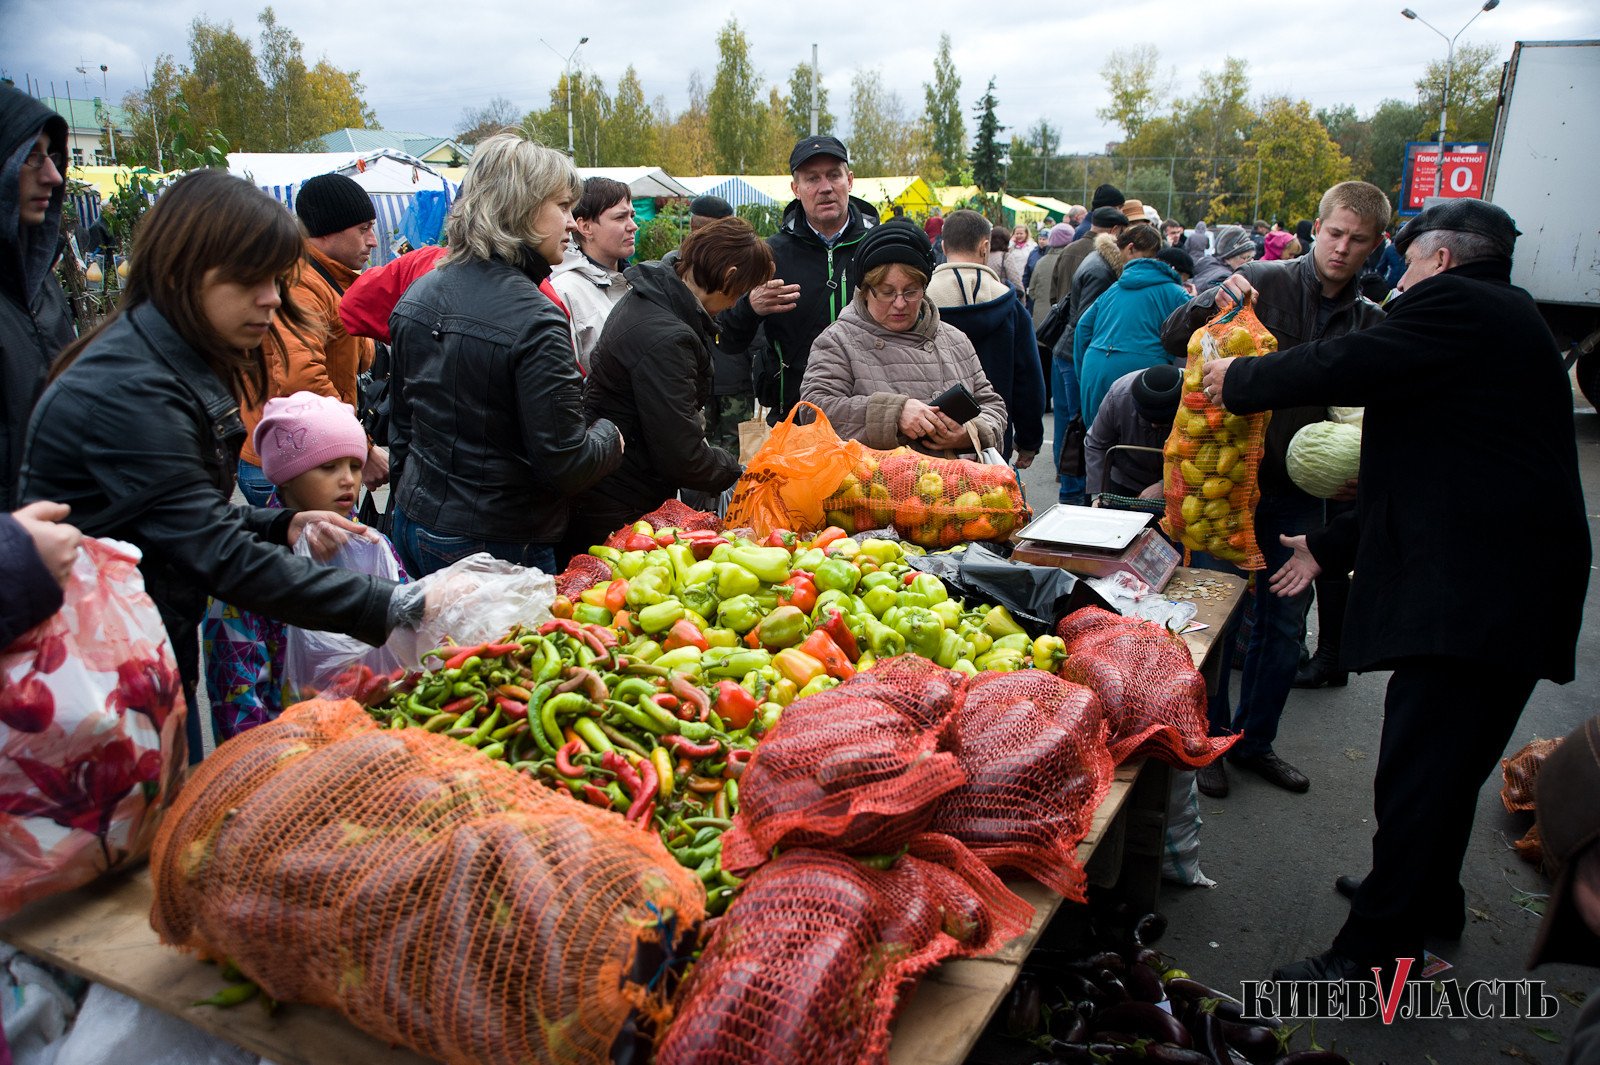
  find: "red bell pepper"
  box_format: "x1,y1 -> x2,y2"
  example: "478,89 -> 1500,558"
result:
799,628 -> 856,681
623,532 -> 658,552
604,578 -> 629,614
819,606 -> 860,661
714,680 -> 758,730
809,525 -> 848,551
776,572 -> 818,613
763,528 -> 797,549
662,617 -> 710,653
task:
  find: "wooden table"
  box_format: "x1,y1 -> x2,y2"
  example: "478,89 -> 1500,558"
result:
0,568 -> 1248,1065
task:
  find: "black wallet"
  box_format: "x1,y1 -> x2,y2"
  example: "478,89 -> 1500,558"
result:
930,383 -> 981,424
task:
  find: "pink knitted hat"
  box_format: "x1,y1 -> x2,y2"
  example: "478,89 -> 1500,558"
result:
252,392 -> 367,485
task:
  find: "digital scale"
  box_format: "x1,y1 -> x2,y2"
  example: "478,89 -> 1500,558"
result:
1010,504 -> 1180,591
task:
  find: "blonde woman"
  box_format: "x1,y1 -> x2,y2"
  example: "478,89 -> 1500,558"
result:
387,132 -> 624,575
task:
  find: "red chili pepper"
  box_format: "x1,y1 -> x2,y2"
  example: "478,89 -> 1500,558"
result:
555,667 -> 607,702
442,643 -> 489,670
714,680 -> 758,730
663,733 -> 721,759
630,800 -> 655,828
725,748 -> 754,779
820,606 -> 860,661
669,674 -> 711,722
440,694 -> 479,715
540,618 -> 611,659
800,628 -> 856,681
653,693 -> 680,711
603,751 -> 644,796
810,525 -> 847,551
483,642 -> 521,657
582,622 -> 620,649
604,579 -> 629,614
662,618 -> 709,653
903,572 -> 918,585
581,783 -> 612,809
623,532 -> 658,552
626,757 -> 659,822
555,739 -> 586,778
653,531 -> 680,548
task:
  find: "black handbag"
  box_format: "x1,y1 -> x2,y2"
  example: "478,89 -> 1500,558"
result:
1060,415 -> 1087,477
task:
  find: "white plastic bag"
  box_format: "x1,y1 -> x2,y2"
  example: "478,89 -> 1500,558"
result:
53,983 -> 260,1065
383,553 -> 557,669
1160,770 -> 1216,888
281,530 -> 403,698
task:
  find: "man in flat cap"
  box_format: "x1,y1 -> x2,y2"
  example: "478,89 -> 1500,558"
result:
1202,198 -> 1591,982
716,136 -> 878,422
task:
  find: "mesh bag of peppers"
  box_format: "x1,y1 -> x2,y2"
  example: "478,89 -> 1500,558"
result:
820,447 -> 1031,548
658,834 -> 1032,1065
149,700 -> 704,1065
1160,297 -> 1274,569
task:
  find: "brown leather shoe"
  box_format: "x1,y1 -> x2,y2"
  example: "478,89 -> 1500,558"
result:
1227,750 -> 1310,793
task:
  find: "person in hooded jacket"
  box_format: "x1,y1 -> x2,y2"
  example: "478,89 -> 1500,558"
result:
566,219 -> 773,548
549,176 -> 637,372
0,86 -> 75,513
1190,224 -> 1256,291
716,136 -> 878,422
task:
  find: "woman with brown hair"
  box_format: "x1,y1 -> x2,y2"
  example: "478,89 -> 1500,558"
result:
19,168 -> 426,761
565,217 -> 773,546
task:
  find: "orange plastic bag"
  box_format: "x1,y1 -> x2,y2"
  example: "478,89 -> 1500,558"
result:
821,449 -> 1031,547
725,402 -> 862,539
1160,297 -> 1274,570
149,700 -> 704,1065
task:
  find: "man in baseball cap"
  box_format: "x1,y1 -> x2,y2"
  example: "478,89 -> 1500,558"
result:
715,135 -> 879,422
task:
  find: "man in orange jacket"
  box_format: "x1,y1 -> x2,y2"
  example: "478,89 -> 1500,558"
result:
238,173 -> 382,504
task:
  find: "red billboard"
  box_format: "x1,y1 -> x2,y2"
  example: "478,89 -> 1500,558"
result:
1401,142 -> 1490,214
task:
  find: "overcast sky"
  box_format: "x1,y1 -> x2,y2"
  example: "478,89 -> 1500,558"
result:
5,0 -> 1598,157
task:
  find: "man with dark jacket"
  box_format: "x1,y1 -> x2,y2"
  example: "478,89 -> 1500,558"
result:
1162,181 -> 1390,797
717,136 -> 878,422
928,209 -> 1045,464
1084,364 -> 1180,497
1202,199 -> 1589,982
1073,183 -> 1123,241
1189,224 -> 1256,291
0,86 -> 74,512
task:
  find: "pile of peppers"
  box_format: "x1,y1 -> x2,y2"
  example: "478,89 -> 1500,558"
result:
362,521 -> 1071,915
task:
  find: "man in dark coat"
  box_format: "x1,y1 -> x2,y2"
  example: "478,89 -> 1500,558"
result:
0,501 -> 81,647
0,86 -> 75,511
716,136 -> 878,423
1201,199 -> 1590,982
1073,183 -> 1123,241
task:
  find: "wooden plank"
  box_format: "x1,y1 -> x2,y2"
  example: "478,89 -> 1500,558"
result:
0,866 -> 435,1065
1168,566 -> 1248,670
887,956 -> 1015,1064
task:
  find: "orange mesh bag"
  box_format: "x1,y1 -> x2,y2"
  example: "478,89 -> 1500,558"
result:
1514,822 -> 1543,866
1056,608 -> 1236,767
1501,737 -> 1561,812
603,500 -> 722,550
719,657 -> 967,875
725,402 -> 863,539
1160,297 -> 1274,570
821,447 -> 1031,547
657,834 -> 1032,1065
149,700 -> 704,1065
930,670 -> 1115,901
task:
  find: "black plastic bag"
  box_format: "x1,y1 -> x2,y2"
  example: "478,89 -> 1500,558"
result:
907,542 -> 1112,637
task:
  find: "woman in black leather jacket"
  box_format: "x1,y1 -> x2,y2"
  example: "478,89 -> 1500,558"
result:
20,170 -> 421,762
388,133 -> 624,576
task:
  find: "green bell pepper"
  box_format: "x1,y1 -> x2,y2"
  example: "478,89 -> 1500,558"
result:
811,589 -> 851,621
906,573 -> 948,605
753,605 -> 808,650
705,648 -> 772,679
653,644 -> 704,674
1031,635 -> 1068,673
728,544 -> 792,585
892,607 -> 945,659
963,628 -> 994,657
983,605 -> 1026,638
587,545 -> 623,571
825,537 -> 859,559
929,599 -> 963,628
992,632 -> 1032,653
716,594 -> 764,634
685,559 -> 718,587
572,603 -> 612,626
861,584 -> 898,618
626,638 -> 663,662
934,628 -> 973,669
790,547 -> 826,573
950,658 -> 979,676
637,597 -> 686,633
857,538 -> 903,565
617,550 -> 650,579
682,582 -> 720,620
859,570 -> 901,592
704,627 -> 739,649
975,647 -> 1025,672
666,542 -> 699,587
715,562 -> 761,598
796,674 -> 840,699
813,557 -> 861,594
856,615 -> 906,657
625,567 -> 674,608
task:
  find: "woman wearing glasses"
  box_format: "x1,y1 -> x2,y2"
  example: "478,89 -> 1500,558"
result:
799,220 -> 1007,456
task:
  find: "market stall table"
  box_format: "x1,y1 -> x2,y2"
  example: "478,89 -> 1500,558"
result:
0,567 -> 1246,1065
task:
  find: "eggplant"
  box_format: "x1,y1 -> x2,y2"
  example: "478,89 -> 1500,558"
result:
1125,961 -> 1167,1003
1091,1002 -> 1193,1048
1220,1019 -> 1284,1063
1047,1042 -> 1133,1064
1271,1054 -> 1352,1065
1144,1049 -> 1218,1065
1005,975 -> 1046,1038
1094,969 -> 1132,1004
1133,912 -> 1169,947
1193,1012 -> 1252,1065
1046,1006 -> 1088,1043
1080,950 -> 1126,972
1133,946 -> 1168,970
1165,978 -> 1260,1025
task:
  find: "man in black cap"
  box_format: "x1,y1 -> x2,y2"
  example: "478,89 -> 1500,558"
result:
1073,183 -> 1124,241
239,171 -> 381,504
1202,197 -> 1591,982
716,135 -> 878,422
1083,364 -> 1180,499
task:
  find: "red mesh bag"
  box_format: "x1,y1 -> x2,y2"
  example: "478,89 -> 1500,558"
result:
1057,608 -> 1236,767
931,671 -> 1115,900
604,500 -> 722,549
822,447 -> 1031,547
149,700 -> 704,1065
1515,822 -> 1543,866
554,552 -> 614,600
1501,737 -> 1561,812
720,658 -> 967,874
657,834 -> 1032,1065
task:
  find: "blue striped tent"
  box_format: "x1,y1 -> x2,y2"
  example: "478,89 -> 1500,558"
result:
678,176 -> 778,210
260,181 -> 455,267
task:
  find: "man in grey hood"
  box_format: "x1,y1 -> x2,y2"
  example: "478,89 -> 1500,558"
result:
0,85 -> 75,510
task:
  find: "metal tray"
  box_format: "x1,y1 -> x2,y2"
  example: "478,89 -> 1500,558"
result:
1016,503 -> 1153,551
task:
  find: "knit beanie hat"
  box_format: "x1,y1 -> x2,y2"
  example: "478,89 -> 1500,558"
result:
1213,225 -> 1255,261
849,220 -> 934,289
1047,224 -> 1075,248
1155,247 -> 1195,278
1131,364 -> 1183,423
295,173 -> 376,238
1091,183 -> 1124,210
253,392 -> 368,485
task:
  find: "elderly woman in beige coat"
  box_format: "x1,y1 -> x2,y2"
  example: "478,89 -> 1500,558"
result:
799,220 -> 1007,456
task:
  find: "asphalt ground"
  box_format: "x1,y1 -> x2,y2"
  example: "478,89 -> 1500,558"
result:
1010,385 -> 1599,1064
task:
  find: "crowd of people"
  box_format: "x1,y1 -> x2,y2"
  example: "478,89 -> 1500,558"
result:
0,80 -> 1593,1006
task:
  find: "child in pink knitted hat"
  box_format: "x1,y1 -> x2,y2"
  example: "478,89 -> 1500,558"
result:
203,393 -> 406,743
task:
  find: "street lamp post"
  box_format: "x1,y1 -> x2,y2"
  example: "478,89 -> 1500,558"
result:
540,36 -> 589,157
1401,0 -> 1500,198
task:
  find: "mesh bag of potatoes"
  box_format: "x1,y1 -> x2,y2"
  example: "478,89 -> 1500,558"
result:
1160,298 -> 1275,570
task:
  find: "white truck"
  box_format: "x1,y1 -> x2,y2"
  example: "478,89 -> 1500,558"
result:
1482,39 -> 1600,406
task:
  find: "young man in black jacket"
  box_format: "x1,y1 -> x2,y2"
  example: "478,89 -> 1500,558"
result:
715,136 -> 878,423
1202,199 -> 1590,982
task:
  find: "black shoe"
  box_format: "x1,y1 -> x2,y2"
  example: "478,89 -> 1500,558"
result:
1335,874 -> 1362,900
1228,750 -> 1311,793
1333,875 -> 1465,940
1293,653 -> 1349,689
1197,761 -> 1229,798
1272,950 -> 1389,982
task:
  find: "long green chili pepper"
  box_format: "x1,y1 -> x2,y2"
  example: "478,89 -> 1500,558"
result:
524,681 -> 561,757
462,706 -> 503,747
571,716 -> 614,754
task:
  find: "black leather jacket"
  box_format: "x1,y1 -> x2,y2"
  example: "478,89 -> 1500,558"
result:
19,303 -> 397,687
389,252 -> 623,544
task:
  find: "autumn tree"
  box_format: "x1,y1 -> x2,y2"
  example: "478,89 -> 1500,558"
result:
1222,96 -> 1351,223
849,68 -> 926,176
456,96 -> 521,145
117,54 -> 183,168
1097,46 -> 1170,143
970,78 -> 1004,193
657,72 -> 715,177
602,67 -> 658,165
523,72 -> 609,164
179,18 -> 267,149
784,61 -> 834,140
707,18 -> 766,172
758,86 -> 795,172
922,33 -> 965,184
1414,41 -> 1504,143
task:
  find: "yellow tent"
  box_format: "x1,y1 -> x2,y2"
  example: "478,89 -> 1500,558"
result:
1023,195 -> 1076,222
850,176 -> 940,221
66,165 -> 171,198
934,186 -> 1047,227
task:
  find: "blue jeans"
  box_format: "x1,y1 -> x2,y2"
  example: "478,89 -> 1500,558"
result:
391,507 -> 558,578
236,459 -> 275,507
1051,354 -> 1086,504
1207,493 -> 1321,757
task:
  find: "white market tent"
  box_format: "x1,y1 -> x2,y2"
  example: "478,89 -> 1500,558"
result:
676,175 -> 778,209
578,166 -> 695,199
227,150 -> 458,265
